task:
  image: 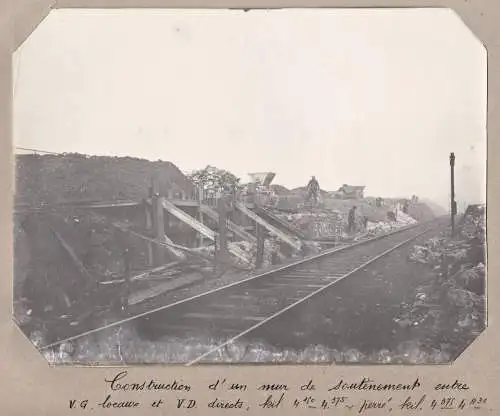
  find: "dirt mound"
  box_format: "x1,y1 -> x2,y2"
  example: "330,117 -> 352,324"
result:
270,184 -> 291,195
15,153 -> 195,206
290,186 -> 329,197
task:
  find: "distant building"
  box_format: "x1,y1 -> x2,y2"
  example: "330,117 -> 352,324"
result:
331,184 -> 366,199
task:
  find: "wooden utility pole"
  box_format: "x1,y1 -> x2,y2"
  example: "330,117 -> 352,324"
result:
217,196 -> 229,262
151,177 -> 165,266
144,199 -> 154,266
450,152 -> 456,236
255,223 -> 265,269
197,185 -> 204,247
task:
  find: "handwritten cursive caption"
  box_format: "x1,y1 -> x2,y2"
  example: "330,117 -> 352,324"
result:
67,371 -> 489,413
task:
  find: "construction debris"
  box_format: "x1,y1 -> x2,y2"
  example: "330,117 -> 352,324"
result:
271,210 -> 346,240
397,205 -> 486,357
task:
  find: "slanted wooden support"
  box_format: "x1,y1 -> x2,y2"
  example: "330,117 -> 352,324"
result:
161,198 -> 250,263
49,226 -> 94,294
255,223 -> 265,269
162,198 -> 217,240
90,209 -> 185,262
51,228 -> 89,277
199,204 -> 257,244
233,201 -> 302,252
123,225 -> 248,270
256,206 -> 308,240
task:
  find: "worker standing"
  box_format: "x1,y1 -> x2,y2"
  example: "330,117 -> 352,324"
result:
306,176 -> 320,205
348,205 -> 357,234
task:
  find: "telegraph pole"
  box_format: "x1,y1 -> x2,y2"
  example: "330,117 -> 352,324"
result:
449,152 -> 456,236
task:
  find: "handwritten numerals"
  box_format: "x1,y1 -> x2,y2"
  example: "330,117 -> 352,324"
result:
470,397 -> 488,409
430,397 -> 488,411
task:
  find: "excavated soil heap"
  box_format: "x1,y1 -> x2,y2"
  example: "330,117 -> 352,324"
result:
15,153 -> 195,206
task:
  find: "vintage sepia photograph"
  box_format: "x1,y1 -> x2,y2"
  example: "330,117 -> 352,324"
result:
12,8 -> 486,365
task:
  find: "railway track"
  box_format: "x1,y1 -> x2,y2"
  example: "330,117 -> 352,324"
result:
133,218 -> 445,365
39,218 -> 445,363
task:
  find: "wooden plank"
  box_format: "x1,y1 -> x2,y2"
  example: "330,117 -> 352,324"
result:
170,199 -> 200,207
162,198 -> 216,240
98,264 -> 181,285
262,282 -> 325,288
274,277 -> 324,283
256,206 -> 308,239
123,227 -> 248,269
161,198 -> 250,264
132,262 -> 181,280
183,313 -> 266,322
162,325 -> 238,334
90,210 -> 186,261
208,303 -> 237,308
76,201 -> 141,209
14,200 -> 142,213
94,213 -> 249,270
50,227 -> 92,281
199,204 -> 257,244
128,273 -> 204,306
160,235 -> 187,261
234,201 -> 302,251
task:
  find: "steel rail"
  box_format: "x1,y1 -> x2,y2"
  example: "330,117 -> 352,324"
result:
38,219 -> 439,351
185,225 -> 434,366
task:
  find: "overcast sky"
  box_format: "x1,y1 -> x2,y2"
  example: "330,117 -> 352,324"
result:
12,8 -> 486,209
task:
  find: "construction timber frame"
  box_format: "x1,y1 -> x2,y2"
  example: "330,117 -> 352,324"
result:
14,179 -> 308,277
